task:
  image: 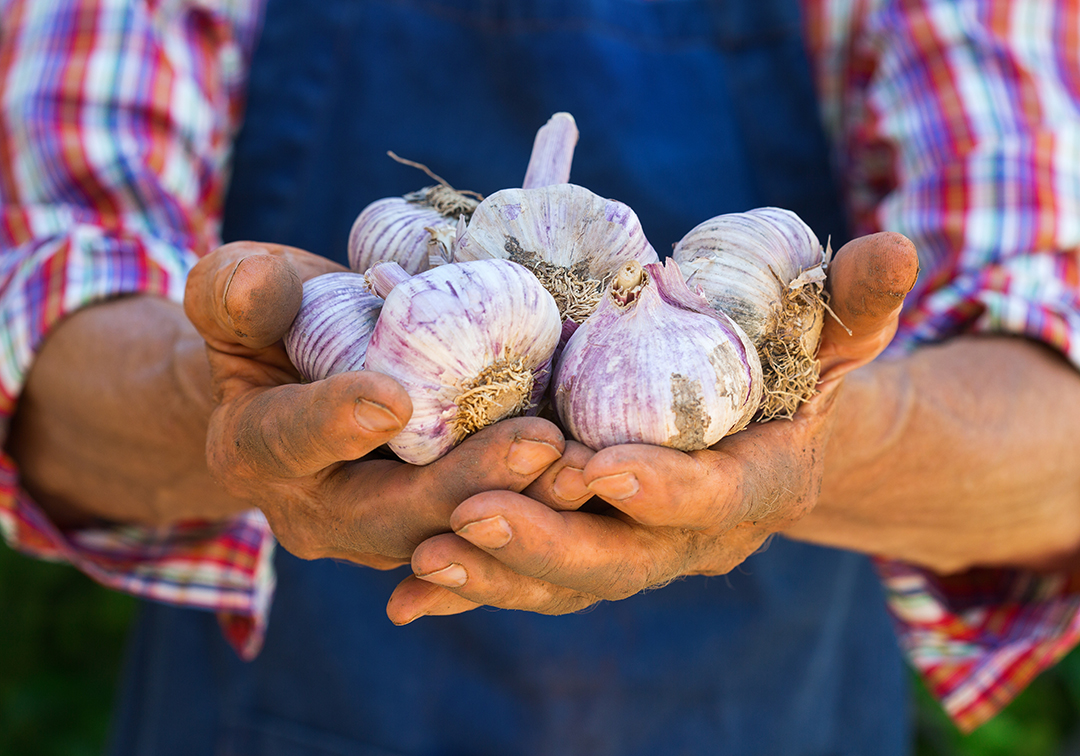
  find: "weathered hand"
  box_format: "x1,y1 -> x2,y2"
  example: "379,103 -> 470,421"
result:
184,241 -> 567,569
387,232 -> 918,619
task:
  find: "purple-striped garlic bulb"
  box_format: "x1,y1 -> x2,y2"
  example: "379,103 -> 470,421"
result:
348,184 -> 479,274
672,207 -> 830,420
453,183 -> 660,324
364,258 -> 562,465
284,272 -> 382,382
553,259 -> 763,452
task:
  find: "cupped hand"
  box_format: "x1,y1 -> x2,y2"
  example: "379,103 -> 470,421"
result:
387,232 -> 919,620
184,241 -> 569,569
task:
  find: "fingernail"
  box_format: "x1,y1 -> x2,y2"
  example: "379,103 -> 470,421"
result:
415,563 -> 468,588
553,467 -> 589,501
355,399 -> 403,433
507,438 -> 561,476
392,612 -> 426,626
457,515 -> 513,549
587,472 -> 640,501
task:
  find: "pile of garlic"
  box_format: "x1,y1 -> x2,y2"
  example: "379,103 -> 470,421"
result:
284,113 -> 831,464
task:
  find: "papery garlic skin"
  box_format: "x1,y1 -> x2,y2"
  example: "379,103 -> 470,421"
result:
284,272 -> 382,382
453,184 -> 660,323
364,258 -> 561,465
348,185 -> 479,274
672,207 -> 828,420
553,259 -> 762,452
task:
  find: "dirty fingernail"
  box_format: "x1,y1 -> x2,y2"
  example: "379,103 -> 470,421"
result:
415,563 -> 468,588
457,515 -> 513,549
587,472 -> 640,501
553,467 -> 589,501
355,399 -> 403,433
507,438 -> 561,476
392,612 -> 426,626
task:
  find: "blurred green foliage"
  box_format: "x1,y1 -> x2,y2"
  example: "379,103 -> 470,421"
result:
0,542 -> 134,756
3,539 -> 1080,755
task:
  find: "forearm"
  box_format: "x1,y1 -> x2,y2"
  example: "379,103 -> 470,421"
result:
789,335 -> 1080,574
6,295 -> 247,527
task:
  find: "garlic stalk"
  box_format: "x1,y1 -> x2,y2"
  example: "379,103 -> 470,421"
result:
364,258 -> 562,465
453,183 -> 659,323
284,272 -> 382,382
553,259 -> 762,452
672,207 -> 829,420
522,112 -> 579,189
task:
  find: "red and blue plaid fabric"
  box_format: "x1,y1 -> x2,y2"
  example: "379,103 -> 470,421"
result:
3,0 -> 1080,729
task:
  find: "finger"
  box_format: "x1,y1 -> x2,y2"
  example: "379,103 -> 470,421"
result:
443,491 -> 688,602
818,232 -> 919,383
319,416 -> 566,558
523,439 -> 597,511
184,241 -> 344,351
406,532 -> 601,616
407,416 -> 566,507
208,369 -> 412,481
386,574 -> 484,625
577,442 -> 735,530
578,411 -> 824,532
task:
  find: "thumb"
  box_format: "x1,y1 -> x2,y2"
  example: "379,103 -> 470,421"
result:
817,232 -> 919,385
184,241 -> 343,352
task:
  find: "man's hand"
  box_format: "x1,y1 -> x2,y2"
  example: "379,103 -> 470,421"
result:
386,232 -> 919,620
183,242 -> 571,568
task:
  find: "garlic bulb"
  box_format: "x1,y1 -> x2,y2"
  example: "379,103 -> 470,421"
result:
453,183 -> 660,323
672,207 -> 828,420
553,259 -> 762,452
348,184 -> 479,274
364,258 -> 562,465
284,272 -> 382,382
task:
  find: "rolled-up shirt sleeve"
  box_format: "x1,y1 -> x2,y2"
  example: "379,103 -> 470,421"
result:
805,0 -> 1080,731
0,0 -> 274,659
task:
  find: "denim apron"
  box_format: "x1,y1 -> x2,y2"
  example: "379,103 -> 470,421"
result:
108,1 -> 909,754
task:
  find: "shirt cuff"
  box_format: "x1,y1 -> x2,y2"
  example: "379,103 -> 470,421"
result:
877,558 -> 1080,732
0,451 -> 276,659
893,249 -> 1080,369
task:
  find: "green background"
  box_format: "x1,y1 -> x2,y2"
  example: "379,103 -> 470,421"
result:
3,540 -> 1080,756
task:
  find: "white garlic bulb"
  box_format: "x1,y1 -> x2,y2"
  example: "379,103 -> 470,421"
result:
348,184 -> 479,274
284,272 -> 382,382
672,207 -> 828,420
453,183 -> 660,323
553,259 -> 762,452
364,258 -> 562,465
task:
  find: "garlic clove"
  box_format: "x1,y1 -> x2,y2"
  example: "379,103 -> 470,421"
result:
453,183 -> 660,324
348,185 -> 480,274
673,207 -> 829,420
364,260 -> 411,299
364,258 -> 562,465
553,259 -> 762,452
284,272 -> 383,383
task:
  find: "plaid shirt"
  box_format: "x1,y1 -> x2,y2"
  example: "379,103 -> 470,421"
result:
2,0 -> 1079,732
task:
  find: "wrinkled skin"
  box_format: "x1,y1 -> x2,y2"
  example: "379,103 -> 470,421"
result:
184,233 -> 918,621
183,242 -> 583,569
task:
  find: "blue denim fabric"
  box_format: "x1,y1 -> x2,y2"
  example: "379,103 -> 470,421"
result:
109,1 -> 909,754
